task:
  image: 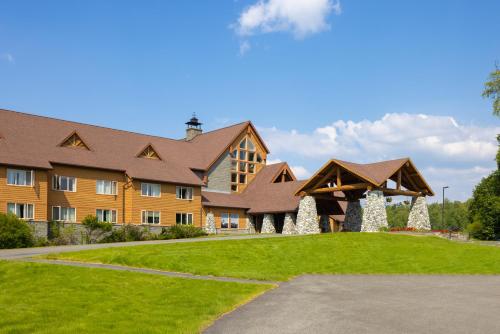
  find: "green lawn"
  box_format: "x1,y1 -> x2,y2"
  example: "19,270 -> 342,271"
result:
0,261 -> 271,334
46,233 -> 500,281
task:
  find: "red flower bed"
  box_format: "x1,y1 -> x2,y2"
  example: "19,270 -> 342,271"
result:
389,227 -> 416,232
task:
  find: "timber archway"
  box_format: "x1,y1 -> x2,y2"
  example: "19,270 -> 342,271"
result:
295,158 -> 434,232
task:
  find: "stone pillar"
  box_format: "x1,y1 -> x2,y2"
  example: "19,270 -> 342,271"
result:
246,215 -> 256,234
343,201 -> 362,232
261,214 -> 276,234
282,213 -> 297,235
407,196 -> 431,230
320,215 -> 331,233
205,212 -> 217,234
361,190 -> 388,232
296,196 -> 321,235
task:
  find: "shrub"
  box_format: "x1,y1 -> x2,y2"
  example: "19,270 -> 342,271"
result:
159,225 -> 207,240
101,224 -> 149,243
0,213 -> 34,249
49,224 -> 81,245
82,215 -> 113,244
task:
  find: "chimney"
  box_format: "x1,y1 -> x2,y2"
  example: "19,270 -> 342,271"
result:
185,114 -> 203,141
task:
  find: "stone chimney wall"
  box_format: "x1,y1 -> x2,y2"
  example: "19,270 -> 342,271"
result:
186,128 -> 202,141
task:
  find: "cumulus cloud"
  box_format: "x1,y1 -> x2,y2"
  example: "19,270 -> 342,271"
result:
232,0 -> 341,39
290,165 -> 311,178
258,113 -> 499,200
259,113 -> 499,164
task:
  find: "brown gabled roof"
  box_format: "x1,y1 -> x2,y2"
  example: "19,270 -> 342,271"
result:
0,109 -> 264,185
332,158 -> 409,186
201,191 -> 249,209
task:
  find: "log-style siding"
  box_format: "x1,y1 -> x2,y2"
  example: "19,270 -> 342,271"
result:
203,207 -> 247,229
0,166 -> 48,221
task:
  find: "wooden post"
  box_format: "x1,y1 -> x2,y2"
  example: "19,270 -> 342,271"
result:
336,166 -> 341,187
396,170 -> 401,190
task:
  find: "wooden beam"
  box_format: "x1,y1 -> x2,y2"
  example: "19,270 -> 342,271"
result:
311,183 -> 369,194
313,194 -> 348,201
336,166 -> 342,187
381,188 -> 421,197
402,169 -> 420,192
396,169 -> 401,190
313,169 -> 337,189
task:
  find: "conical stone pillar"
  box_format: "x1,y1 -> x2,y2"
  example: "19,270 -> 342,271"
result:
296,196 -> 320,234
282,213 -> 297,235
343,200 -> 362,232
320,215 -> 331,233
261,214 -> 276,234
361,190 -> 388,232
205,212 -> 217,234
407,196 -> 431,230
246,215 -> 256,234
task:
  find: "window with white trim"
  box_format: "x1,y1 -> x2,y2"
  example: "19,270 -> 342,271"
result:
7,169 -> 34,186
96,209 -> 117,223
221,213 -> 239,229
142,210 -> 160,224
7,203 -> 34,219
96,180 -> 117,195
176,213 -> 193,225
176,186 -> 193,200
52,206 -> 76,222
52,175 -> 76,192
141,183 -> 161,197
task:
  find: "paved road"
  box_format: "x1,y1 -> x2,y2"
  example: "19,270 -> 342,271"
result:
0,233 -> 288,260
204,275 -> 500,334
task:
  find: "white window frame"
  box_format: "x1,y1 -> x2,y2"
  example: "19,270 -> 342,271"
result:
6,169 -> 34,187
96,180 -> 118,195
176,186 -> 193,200
175,212 -> 193,225
230,213 -> 239,229
52,175 -> 77,192
141,183 -> 161,198
7,203 -> 35,220
96,209 -> 117,223
52,206 -> 76,222
221,213 -> 230,229
141,210 -> 161,224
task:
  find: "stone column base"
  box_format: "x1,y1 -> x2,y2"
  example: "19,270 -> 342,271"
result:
344,201 -> 362,232
407,196 -> 431,230
361,190 -> 388,232
261,214 -> 276,234
296,196 -> 320,234
205,212 -> 217,234
282,213 -> 297,235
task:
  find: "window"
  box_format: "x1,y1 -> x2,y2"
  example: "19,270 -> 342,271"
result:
7,203 -> 34,219
231,184 -> 238,192
239,150 -> 246,161
239,138 -> 246,149
141,183 -> 161,197
96,209 -> 117,223
230,134 -> 265,192
96,180 -> 117,195
176,186 -> 193,200
176,213 -> 193,225
247,139 -> 255,151
52,175 -> 76,192
142,210 -> 160,224
248,152 -> 255,162
221,213 -> 239,229
52,206 -> 76,222
231,173 -> 237,183
231,160 -> 237,171
248,163 -> 255,174
239,162 -> 246,172
221,213 -> 229,229
7,169 -> 33,186
239,174 -> 246,184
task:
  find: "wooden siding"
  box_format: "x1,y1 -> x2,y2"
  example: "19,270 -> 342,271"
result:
0,165 -> 48,221
130,180 -> 202,227
202,207 -> 247,229
47,165 -> 127,223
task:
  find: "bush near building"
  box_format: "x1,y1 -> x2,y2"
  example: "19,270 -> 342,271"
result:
0,213 -> 34,249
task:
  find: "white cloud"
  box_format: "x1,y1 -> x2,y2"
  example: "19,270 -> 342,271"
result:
233,0 -> 341,39
0,53 -> 14,64
239,40 -> 251,55
258,113 -> 499,201
259,113 -> 499,164
290,165 -> 311,178
266,157 -> 283,165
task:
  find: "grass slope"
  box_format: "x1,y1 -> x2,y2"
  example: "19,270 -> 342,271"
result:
47,233 -> 500,281
0,261 -> 270,334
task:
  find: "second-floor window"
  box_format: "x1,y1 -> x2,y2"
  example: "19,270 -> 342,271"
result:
96,180 -> 117,195
52,175 -> 76,192
96,209 -> 117,223
7,203 -> 34,220
7,169 -> 34,186
52,206 -> 76,222
141,183 -> 161,197
176,186 -> 193,200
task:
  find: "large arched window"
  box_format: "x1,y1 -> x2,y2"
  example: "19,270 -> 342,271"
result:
230,136 -> 265,192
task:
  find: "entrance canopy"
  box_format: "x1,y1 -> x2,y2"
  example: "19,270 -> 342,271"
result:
295,158 -> 434,200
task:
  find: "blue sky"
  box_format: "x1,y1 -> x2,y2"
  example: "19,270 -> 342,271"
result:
1,0 -> 499,201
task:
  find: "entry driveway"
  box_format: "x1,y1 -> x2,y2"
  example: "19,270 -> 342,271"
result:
204,275 -> 500,334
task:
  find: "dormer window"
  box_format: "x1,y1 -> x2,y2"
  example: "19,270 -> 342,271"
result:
138,144 -> 161,160
60,132 -> 90,150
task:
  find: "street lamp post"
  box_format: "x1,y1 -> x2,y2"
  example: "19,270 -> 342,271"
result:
442,186 -> 449,237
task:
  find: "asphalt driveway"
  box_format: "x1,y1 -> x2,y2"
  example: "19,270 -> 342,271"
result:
204,275 -> 500,334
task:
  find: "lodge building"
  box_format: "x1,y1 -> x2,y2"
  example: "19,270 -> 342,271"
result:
0,109 -> 433,237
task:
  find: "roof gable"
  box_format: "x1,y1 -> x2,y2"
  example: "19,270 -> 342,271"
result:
137,144 -> 162,160
59,131 -> 90,150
